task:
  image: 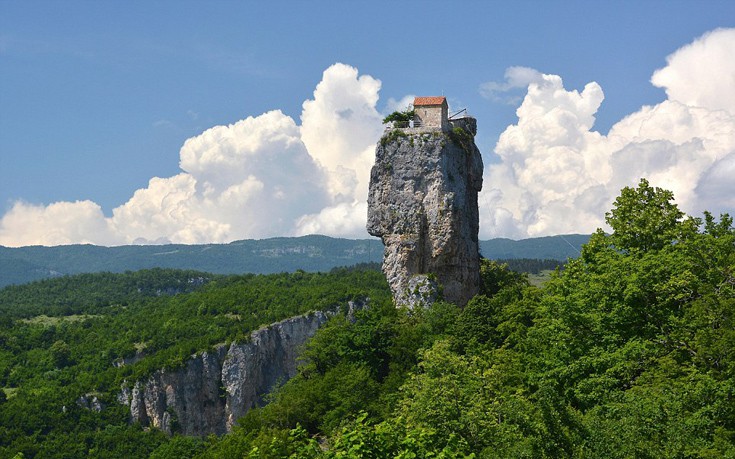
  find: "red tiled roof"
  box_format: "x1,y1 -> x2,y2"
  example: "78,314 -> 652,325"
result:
413,96 -> 446,107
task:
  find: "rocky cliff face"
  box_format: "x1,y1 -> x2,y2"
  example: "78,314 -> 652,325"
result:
118,303 -> 361,436
367,123 -> 483,307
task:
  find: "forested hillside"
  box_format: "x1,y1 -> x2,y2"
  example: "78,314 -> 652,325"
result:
0,234 -> 587,288
190,179 -> 735,458
0,267 -> 391,458
1,179 -> 733,458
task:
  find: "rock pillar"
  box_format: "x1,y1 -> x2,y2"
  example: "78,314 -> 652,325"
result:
367,123 -> 483,307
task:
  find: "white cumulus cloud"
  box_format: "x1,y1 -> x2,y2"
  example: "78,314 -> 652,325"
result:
478,28 -> 735,239
0,200 -> 117,246
0,63 -> 384,246
295,63 -> 384,236
110,108 -> 336,244
651,28 -> 735,114
3,28 -> 735,248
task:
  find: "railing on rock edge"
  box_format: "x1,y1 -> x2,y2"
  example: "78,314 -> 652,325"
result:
385,119 -> 422,129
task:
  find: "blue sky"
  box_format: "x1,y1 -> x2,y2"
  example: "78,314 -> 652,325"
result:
1,1 -> 734,246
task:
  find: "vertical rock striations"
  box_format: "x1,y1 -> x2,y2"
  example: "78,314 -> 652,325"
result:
119,302 -> 363,436
220,312 -> 326,431
123,347 -> 228,436
367,118 -> 483,307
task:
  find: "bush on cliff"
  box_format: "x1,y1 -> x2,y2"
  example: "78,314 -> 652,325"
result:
381,108 -> 415,125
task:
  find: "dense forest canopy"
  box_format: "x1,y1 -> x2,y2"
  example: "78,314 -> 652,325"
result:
0,267 -> 391,458
1,179 -> 734,458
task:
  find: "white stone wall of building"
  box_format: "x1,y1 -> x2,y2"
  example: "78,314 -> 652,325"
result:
415,105 -> 448,130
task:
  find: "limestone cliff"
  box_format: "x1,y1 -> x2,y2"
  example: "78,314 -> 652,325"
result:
118,302 -> 362,436
367,120 -> 483,307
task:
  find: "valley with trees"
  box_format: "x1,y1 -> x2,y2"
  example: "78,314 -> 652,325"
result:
0,180 -> 734,458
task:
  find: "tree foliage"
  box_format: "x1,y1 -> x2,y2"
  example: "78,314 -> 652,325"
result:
0,268 -> 390,458
203,179 -> 735,458
605,178 -> 689,253
2,179 -> 735,457
382,108 -> 415,125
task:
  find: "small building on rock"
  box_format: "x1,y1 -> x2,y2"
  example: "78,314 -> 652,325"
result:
413,96 -> 448,131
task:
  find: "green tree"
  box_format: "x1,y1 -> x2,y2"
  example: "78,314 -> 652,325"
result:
382,108 -> 415,125
478,259 -> 529,297
49,340 -> 72,368
605,178 -> 688,253
149,435 -> 205,459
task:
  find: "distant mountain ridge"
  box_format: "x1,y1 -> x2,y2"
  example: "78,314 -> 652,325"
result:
0,234 -> 590,288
